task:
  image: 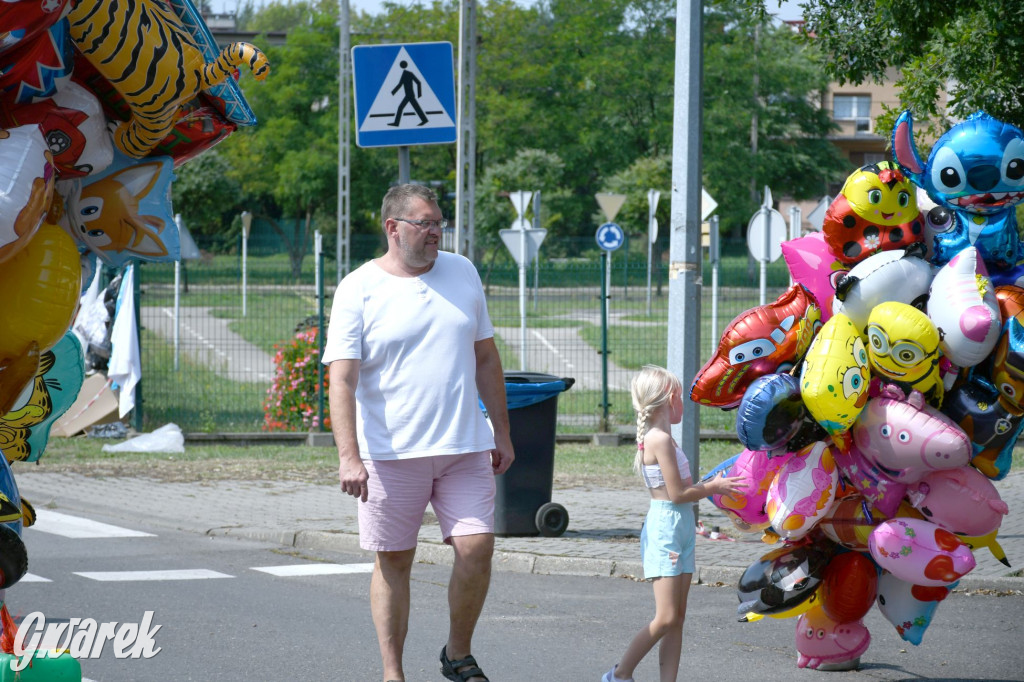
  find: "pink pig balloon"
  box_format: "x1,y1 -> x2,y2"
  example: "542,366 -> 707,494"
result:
869,517 -> 976,586
795,605 -> 871,670
906,466 -> 1009,536
851,386 -> 970,483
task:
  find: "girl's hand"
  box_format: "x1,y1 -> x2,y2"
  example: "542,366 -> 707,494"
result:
706,471 -> 745,496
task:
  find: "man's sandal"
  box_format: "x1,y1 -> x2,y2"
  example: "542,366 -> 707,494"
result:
440,645 -> 490,682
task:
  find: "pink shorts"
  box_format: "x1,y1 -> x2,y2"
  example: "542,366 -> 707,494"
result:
358,451 -> 496,551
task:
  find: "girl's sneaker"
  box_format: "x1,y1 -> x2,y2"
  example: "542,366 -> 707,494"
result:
601,665 -> 634,682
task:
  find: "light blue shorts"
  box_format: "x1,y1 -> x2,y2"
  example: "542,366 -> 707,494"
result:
640,500 -> 695,579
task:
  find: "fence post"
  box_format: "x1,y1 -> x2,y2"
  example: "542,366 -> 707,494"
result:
133,261 -> 144,432
317,234 -> 327,432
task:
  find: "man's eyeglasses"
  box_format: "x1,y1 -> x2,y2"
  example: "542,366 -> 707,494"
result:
395,218 -> 448,230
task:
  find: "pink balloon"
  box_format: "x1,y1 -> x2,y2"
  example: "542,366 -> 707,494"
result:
766,441 -> 839,540
711,448 -> 792,532
795,605 -> 871,670
868,517 -> 975,586
906,466 -> 1009,536
782,232 -> 848,323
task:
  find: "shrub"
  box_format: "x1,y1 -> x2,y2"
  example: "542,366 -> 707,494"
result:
263,326 -> 330,431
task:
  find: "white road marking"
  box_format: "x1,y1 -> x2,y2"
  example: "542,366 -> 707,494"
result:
251,563 -> 374,577
30,511 -> 155,539
75,569 -> 233,582
19,573 -> 51,583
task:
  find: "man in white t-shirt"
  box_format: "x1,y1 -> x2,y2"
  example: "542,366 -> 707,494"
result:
323,184 -> 513,682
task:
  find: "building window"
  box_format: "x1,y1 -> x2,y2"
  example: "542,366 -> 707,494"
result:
833,95 -> 871,133
849,151 -> 885,167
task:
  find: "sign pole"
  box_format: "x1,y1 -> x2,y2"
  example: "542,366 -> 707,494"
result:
398,146 -> 411,184
760,201 -> 769,305
601,250 -> 609,432
240,211 -> 252,318
710,214 -> 720,342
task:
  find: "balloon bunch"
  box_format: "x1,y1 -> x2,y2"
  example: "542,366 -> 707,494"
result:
691,111 -> 1021,669
0,0 -> 268,593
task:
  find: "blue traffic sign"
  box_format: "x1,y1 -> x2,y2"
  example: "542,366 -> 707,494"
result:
352,42 -> 457,148
596,222 -> 625,251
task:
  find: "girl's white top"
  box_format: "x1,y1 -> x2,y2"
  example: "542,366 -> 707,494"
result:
640,443 -> 691,489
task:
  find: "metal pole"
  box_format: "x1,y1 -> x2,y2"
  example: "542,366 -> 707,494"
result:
668,0 -> 703,490
242,227 -> 249,317
710,214 -> 720,341
788,204 -> 801,286
601,250 -> 610,432
532,190 -> 540,310
398,146 -> 411,184
455,0 -> 477,258
519,224 -> 527,371
173,260 -> 180,371
316,231 -> 326,431
338,0 -> 351,283
759,201 -> 768,305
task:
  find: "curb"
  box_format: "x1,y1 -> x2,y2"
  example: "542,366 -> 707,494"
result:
213,525 -> 1024,594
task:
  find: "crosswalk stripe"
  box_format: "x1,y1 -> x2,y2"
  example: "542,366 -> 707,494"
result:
75,569 -> 233,582
19,573 -> 51,583
252,563 -> 374,577
30,510 -> 155,539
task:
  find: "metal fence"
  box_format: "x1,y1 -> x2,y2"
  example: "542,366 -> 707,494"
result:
134,234 -> 792,434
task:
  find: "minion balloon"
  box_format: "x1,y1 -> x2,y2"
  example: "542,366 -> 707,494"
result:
866,302 -> 944,407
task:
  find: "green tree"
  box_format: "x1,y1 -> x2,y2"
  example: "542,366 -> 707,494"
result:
703,1 -> 846,236
790,0 -> 1024,137
170,150 -> 242,251
224,6 -> 340,279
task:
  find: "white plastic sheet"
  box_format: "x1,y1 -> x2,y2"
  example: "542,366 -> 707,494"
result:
101,423 -> 184,454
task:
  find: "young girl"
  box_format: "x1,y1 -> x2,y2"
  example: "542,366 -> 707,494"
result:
603,365 -> 744,682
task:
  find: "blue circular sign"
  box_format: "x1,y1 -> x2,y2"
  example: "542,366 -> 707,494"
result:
596,222 -> 625,252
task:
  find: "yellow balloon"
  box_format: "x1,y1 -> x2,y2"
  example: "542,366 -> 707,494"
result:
800,313 -> 870,435
0,223 -> 81,357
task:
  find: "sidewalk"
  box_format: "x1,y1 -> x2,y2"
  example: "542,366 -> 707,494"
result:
15,469 -> 1024,591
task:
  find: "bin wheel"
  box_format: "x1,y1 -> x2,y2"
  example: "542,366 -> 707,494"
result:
535,502 -> 569,537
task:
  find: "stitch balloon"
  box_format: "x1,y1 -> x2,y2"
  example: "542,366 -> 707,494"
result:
906,466 -> 1008,537
831,246 -> 934,333
822,160 -> 924,264
866,302 -> 944,407
799,312 -> 870,435
690,284 -> 821,408
868,517 -> 975,586
875,572 -> 955,645
821,551 -> 878,623
851,387 -> 971,483
0,125 -> 54,263
927,246 -> 1001,368
794,605 -> 871,670
765,440 -> 839,540
54,150 -> 179,266
892,110 -> 1024,271
0,222 -> 81,359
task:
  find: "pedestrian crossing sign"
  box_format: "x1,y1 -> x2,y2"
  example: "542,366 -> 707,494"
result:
352,42 -> 458,148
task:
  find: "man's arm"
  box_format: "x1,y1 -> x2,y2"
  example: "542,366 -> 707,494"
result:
329,359 -> 368,501
475,337 -> 514,475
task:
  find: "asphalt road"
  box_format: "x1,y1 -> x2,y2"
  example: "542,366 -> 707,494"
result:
12,508 -> 1023,681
